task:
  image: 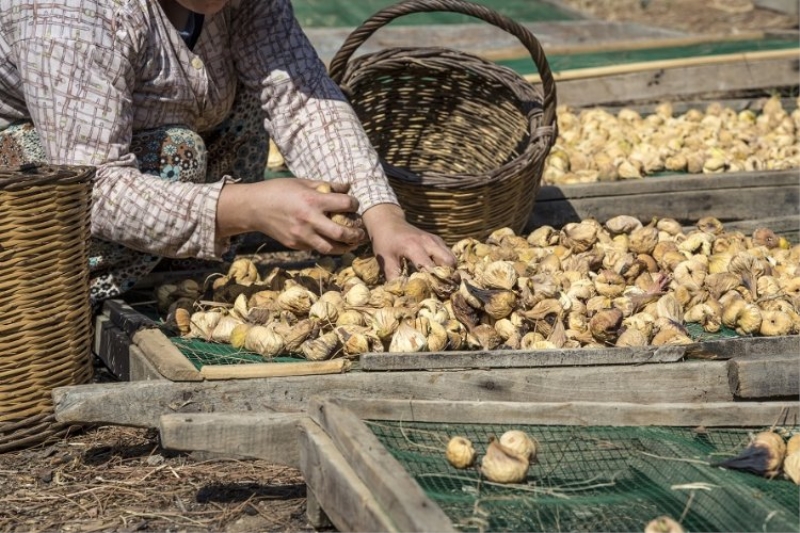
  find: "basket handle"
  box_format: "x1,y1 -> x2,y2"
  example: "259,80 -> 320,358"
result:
328,0 -> 557,126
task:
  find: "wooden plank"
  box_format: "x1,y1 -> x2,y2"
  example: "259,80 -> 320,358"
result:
360,344 -> 685,371
298,419 -> 399,533
129,345 -> 167,381
131,328 -> 203,382
158,412 -> 306,467
529,170 -> 799,229
304,490 -> 333,531
309,399 -> 456,533
335,398 -> 800,428
755,0 -> 799,16
199,359 -> 351,380
52,361 -> 734,427
550,56 -> 800,107
536,170 -> 799,199
721,215 -> 800,239
685,335 -> 800,360
728,353 -> 800,400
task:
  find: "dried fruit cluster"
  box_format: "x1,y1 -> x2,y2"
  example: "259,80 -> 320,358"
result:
545,96 -> 800,184
446,430 -> 537,484
158,215 -> 799,360
718,431 -> 800,485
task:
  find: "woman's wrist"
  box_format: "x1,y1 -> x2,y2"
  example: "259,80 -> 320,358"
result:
216,182 -> 256,239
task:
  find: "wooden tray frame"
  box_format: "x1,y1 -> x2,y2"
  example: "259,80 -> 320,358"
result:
298,397 -> 800,532
528,169 -> 800,235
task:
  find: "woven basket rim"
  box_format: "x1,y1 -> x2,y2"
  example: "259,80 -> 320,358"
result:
0,164 -> 95,190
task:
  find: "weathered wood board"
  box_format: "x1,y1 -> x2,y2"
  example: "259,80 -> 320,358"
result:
728,353 -> 800,400
528,169 -> 800,231
309,399 -> 457,533
302,397 -> 800,533
325,397 -> 800,428
53,359 -> 737,428
361,337 -> 799,371
159,412 -> 306,467
298,418 -> 399,532
541,53 -> 800,107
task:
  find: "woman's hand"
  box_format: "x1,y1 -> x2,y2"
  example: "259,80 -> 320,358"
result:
362,203 -> 456,280
216,178 -> 366,255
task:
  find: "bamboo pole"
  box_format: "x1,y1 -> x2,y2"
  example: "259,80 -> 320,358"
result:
524,47 -> 800,82
199,358 -> 351,379
481,30 -> 768,62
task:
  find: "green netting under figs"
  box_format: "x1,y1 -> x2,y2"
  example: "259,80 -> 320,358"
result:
164,322 -> 744,369
366,421 -> 800,532
290,0 -> 580,29
497,37 -> 799,76
168,335 -> 306,370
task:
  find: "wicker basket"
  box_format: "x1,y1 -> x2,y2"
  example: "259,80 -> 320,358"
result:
0,164 -> 94,452
329,0 -> 558,244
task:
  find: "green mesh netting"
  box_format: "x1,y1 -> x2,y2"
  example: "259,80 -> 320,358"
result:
163,323 -> 743,369
168,335 -> 306,370
291,0 -> 580,29
366,421 -> 800,532
498,37 -> 800,76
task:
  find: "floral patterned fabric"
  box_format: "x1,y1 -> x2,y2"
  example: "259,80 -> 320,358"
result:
0,88 -> 267,304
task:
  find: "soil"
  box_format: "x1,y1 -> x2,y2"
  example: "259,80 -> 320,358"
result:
559,0 -> 799,34
1,3 -> 798,532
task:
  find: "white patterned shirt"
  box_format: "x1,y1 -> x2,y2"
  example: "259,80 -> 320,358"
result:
0,0 -> 398,259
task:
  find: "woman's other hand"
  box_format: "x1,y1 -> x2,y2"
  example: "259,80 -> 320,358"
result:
362,204 -> 456,281
216,178 -> 366,255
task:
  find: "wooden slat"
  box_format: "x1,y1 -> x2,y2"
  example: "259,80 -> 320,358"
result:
720,216 -> 800,239
129,345 -> 168,381
535,170 -> 798,200
728,353 -> 800,400
541,56 -> 800,107
199,359 -> 351,380
335,398 -> 800,427
309,399 -> 456,533
158,412 -> 306,467
529,170 -> 799,229
685,336 -> 800,360
52,361 -> 734,427
298,419 -> 399,533
360,344 -> 685,371
131,328 -> 203,382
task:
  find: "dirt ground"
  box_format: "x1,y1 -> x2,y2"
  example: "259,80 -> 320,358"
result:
1,3 -> 798,533
559,0 -> 799,34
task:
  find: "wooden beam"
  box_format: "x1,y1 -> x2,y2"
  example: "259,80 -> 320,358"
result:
52,361 -> 734,427
685,336 -> 800,360
158,412 -> 306,467
728,353 -> 800,400
129,345 -> 168,381
360,344 -> 685,371
298,419 -> 399,532
131,328 -> 203,382
309,399 -> 455,533
549,56 -> 800,107
529,170 -> 799,229
333,398 -> 800,427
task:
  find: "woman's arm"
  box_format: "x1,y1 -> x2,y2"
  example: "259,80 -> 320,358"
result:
230,0 -> 455,275
12,4 -> 228,259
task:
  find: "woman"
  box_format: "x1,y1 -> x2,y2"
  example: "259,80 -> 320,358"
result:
0,0 -> 455,305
